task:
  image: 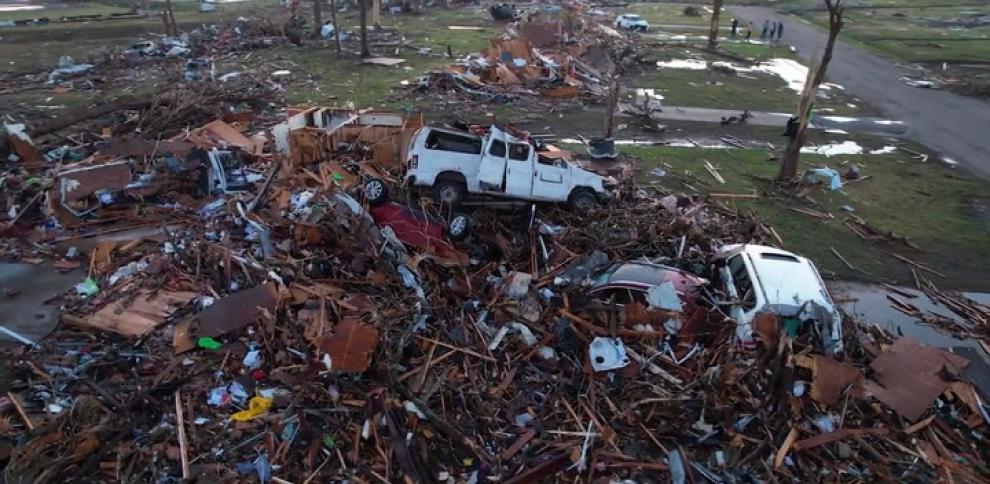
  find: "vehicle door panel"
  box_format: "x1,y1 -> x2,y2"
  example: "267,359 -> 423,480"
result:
477,127 -> 509,190
531,156 -> 571,201
505,142 -> 533,198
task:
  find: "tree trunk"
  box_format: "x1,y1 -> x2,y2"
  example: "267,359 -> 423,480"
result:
330,0 -> 342,56
708,0 -> 724,50
372,0 -> 380,28
359,0 -> 370,57
312,0 -> 322,38
778,0 -> 844,180
603,75 -> 619,138
162,0 -> 177,36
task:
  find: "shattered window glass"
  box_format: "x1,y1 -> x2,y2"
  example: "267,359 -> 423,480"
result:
729,255 -> 756,310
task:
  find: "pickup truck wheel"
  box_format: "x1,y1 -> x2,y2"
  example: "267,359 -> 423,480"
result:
364,179 -> 389,207
447,214 -> 471,241
434,179 -> 466,207
568,190 -> 598,212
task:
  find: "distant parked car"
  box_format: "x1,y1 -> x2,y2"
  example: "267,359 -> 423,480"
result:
712,244 -> 843,354
616,14 -> 649,31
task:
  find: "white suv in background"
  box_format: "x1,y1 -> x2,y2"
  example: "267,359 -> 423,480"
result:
713,244 -> 843,355
616,14 -> 649,31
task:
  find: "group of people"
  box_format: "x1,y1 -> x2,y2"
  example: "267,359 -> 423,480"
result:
729,18 -> 784,44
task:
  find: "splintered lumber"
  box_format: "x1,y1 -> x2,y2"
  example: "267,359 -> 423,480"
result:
703,160 -> 725,184
709,192 -> 759,199
792,428 -> 889,451
175,391 -> 190,479
830,247 -> 855,271
890,253 -> 946,278
774,427 -> 799,468
7,392 -> 34,431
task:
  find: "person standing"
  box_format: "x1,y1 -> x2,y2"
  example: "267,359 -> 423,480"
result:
769,21 -> 777,41
731,18 -> 739,36
777,20 -> 784,41
760,19 -> 769,40
746,22 -> 753,40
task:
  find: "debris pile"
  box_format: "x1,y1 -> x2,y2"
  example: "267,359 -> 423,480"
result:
418,4 -> 636,102
0,108 -> 988,483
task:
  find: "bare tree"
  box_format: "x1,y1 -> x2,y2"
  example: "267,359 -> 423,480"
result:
312,0 -> 322,38
162,0 -> 178,36
778,0 -> 844,180
359,0 -> 370,57
708,0 -> 724,50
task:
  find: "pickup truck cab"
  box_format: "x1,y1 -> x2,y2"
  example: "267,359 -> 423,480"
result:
405,126 -> 608,210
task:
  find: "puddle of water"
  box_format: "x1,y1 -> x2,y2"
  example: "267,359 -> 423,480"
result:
656,57 -> 843,94
0,5 -> 44,12
801,140 -> 863,156
560,138 -> 733,149
656,59 -> 707,70
869,146 -> 898,155
830,281 -> 990,351
831,282 -> 990,399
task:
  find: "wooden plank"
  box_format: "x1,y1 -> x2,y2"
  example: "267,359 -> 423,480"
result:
7,391 -> 34,431
792,428 -> 889,451
905,415 -> 936,435
500,428 -> 538,461
175,391 -> 190,479
774,426 -> 799,468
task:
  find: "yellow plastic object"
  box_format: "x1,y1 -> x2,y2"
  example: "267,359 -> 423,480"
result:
231,396 -> 273,421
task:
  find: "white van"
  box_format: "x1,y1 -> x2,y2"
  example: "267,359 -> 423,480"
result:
405,126 -> 608,210
714,244 -> 843,355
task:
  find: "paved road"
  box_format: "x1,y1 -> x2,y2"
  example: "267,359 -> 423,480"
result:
728,6 -> 990,180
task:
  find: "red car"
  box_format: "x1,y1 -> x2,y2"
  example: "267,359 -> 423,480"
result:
588,261 -> 707,311
364,179 -> 470,258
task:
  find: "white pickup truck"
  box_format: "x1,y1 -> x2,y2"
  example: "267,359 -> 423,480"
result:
404,126 -> 608,210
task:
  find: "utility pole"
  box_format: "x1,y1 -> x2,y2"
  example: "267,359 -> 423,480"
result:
778,0 -> 844,180
708,0 -> 724,50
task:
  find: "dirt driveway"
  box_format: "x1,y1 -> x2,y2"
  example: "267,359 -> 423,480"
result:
729,5 -> 990,181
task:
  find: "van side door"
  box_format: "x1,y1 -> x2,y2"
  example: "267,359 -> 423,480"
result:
477,127 -> 509,191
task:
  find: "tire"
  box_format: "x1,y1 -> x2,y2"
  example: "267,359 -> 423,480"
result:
364,178 -> 388,207
447,213 -> 471,241
568,190 -> 598,212
434,179 -> 466,207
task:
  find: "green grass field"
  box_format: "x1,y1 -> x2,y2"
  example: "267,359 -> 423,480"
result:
632,42 -> 863,115
618,144 -> 990,290
799,5 -> 990,63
